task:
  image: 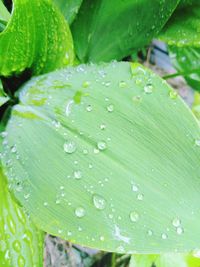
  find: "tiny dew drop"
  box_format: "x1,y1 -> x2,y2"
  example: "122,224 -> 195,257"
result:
193,249 -> 200,258
130,211 -> 139,222
75,207 -> 86,218
161,233 -> 168,240
172,218 -> 181,227
119,81 -> 127,88
92,194 -> 106,210
132,184 -> 138,192
195,139 -> 200,147
147,230 -> 153,236
176,227 -> 184,235
18,255 -> 25,267
144,83 -> 153,94
86,105 -> 93,112
64,140 -> 76,154
169,90 -> 178,99
97,141 -> 107,151
100,124 -> 106,130
73,170 -> 82,179
137,193 -> 144,201
82,81 -> 90,88
11,145 -> 17,153
107,104 -> 114,112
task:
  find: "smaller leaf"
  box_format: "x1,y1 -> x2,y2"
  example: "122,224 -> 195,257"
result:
53,0 -> 83,24
159,2 -> 200,47
192,92 -> 200,120
0,79 -> 9,106
0,0 -> 10,22
129,253 -> 200,267
168,46 -> 200,91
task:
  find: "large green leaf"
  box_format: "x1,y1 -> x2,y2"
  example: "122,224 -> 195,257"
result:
159,2 -> 200,47
168,46 -> 200,91
0,167 -> 44,266
53,0 -> 83,24
129,253 -> 200,267
2,62 -> 200,253
71,0 -> 179,63
0,0 -> 74,77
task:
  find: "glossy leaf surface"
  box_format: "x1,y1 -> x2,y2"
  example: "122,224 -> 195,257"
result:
0,0 -> 74,77
71,0 -> 179,62
2,62 -> 200,253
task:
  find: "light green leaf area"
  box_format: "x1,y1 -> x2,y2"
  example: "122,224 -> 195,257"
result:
130,253 -> 200,267
0,0 -> 74,77
159,2 -> 200,47
71,0 -> 179,63
0,80 -> 9,106
2,62 -> 200,253
168,46 -> 200,91
192,92 -> 200,121
0,167 -> 44,267
0,1 -> 10,22
53,0 -> 83,24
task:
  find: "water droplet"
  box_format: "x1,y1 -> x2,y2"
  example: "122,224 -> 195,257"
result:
130,211 -> 139,222
82,81 -> 90,88
195,139 -> 200,147
147,230 -> 153,236
172,218 -> 181,227
18,255 -> 25,267
13,240 -> 21,252
119,81 -> 127,88
93,194 -> 106,210
75,207 -> 86,218
169,90 -> 178,99
86,105 -> 93,112
107,104 -> 114,112
73,170 -> 82,179
64,140 -> 76,154
43,202 -> 48,207
176,227 -> 184,235
100,236 -> 105,241
97,141 -> 107,151
193,249 -> 200,258
132,184 -> 139,192
137,193 -> 144,201
11,145 -> 17,153
161,233 -> 168,240
144,84 -> 153,94
100,124 -> 106,130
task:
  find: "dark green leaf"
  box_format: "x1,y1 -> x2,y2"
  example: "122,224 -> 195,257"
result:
168,46 -> 200,91
0,0 -> 74,77
71,0 -> 179,63
53,0 -> 83,24
2,62 -> 200,253
159,2 -> 200,47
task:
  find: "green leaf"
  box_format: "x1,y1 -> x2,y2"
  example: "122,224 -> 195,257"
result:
2,62 -> 200,253
192,92 -> 200,120
0,0 -> 74,77
53,0 -> 83,24
129,253 -> 200,267
71,0 -> 179,63
0,80 -> 9,106
0,1 -> 10,22
159,2 -> 200,47
0,166 -> 44,266
168,46 -> 200,91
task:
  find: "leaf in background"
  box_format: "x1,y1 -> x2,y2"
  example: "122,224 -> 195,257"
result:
0,0 -> 74,77
0,79 -> 9,106
53,0 -> 83,25
168,46 -> 200,91
71,0 -> 179,63
2,62 -> 200,253
192,92 -> 200,120
159,2 -> 200,47
129,253 -> 200,267
0,167 -> 44,266
0,0 -> 10,22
